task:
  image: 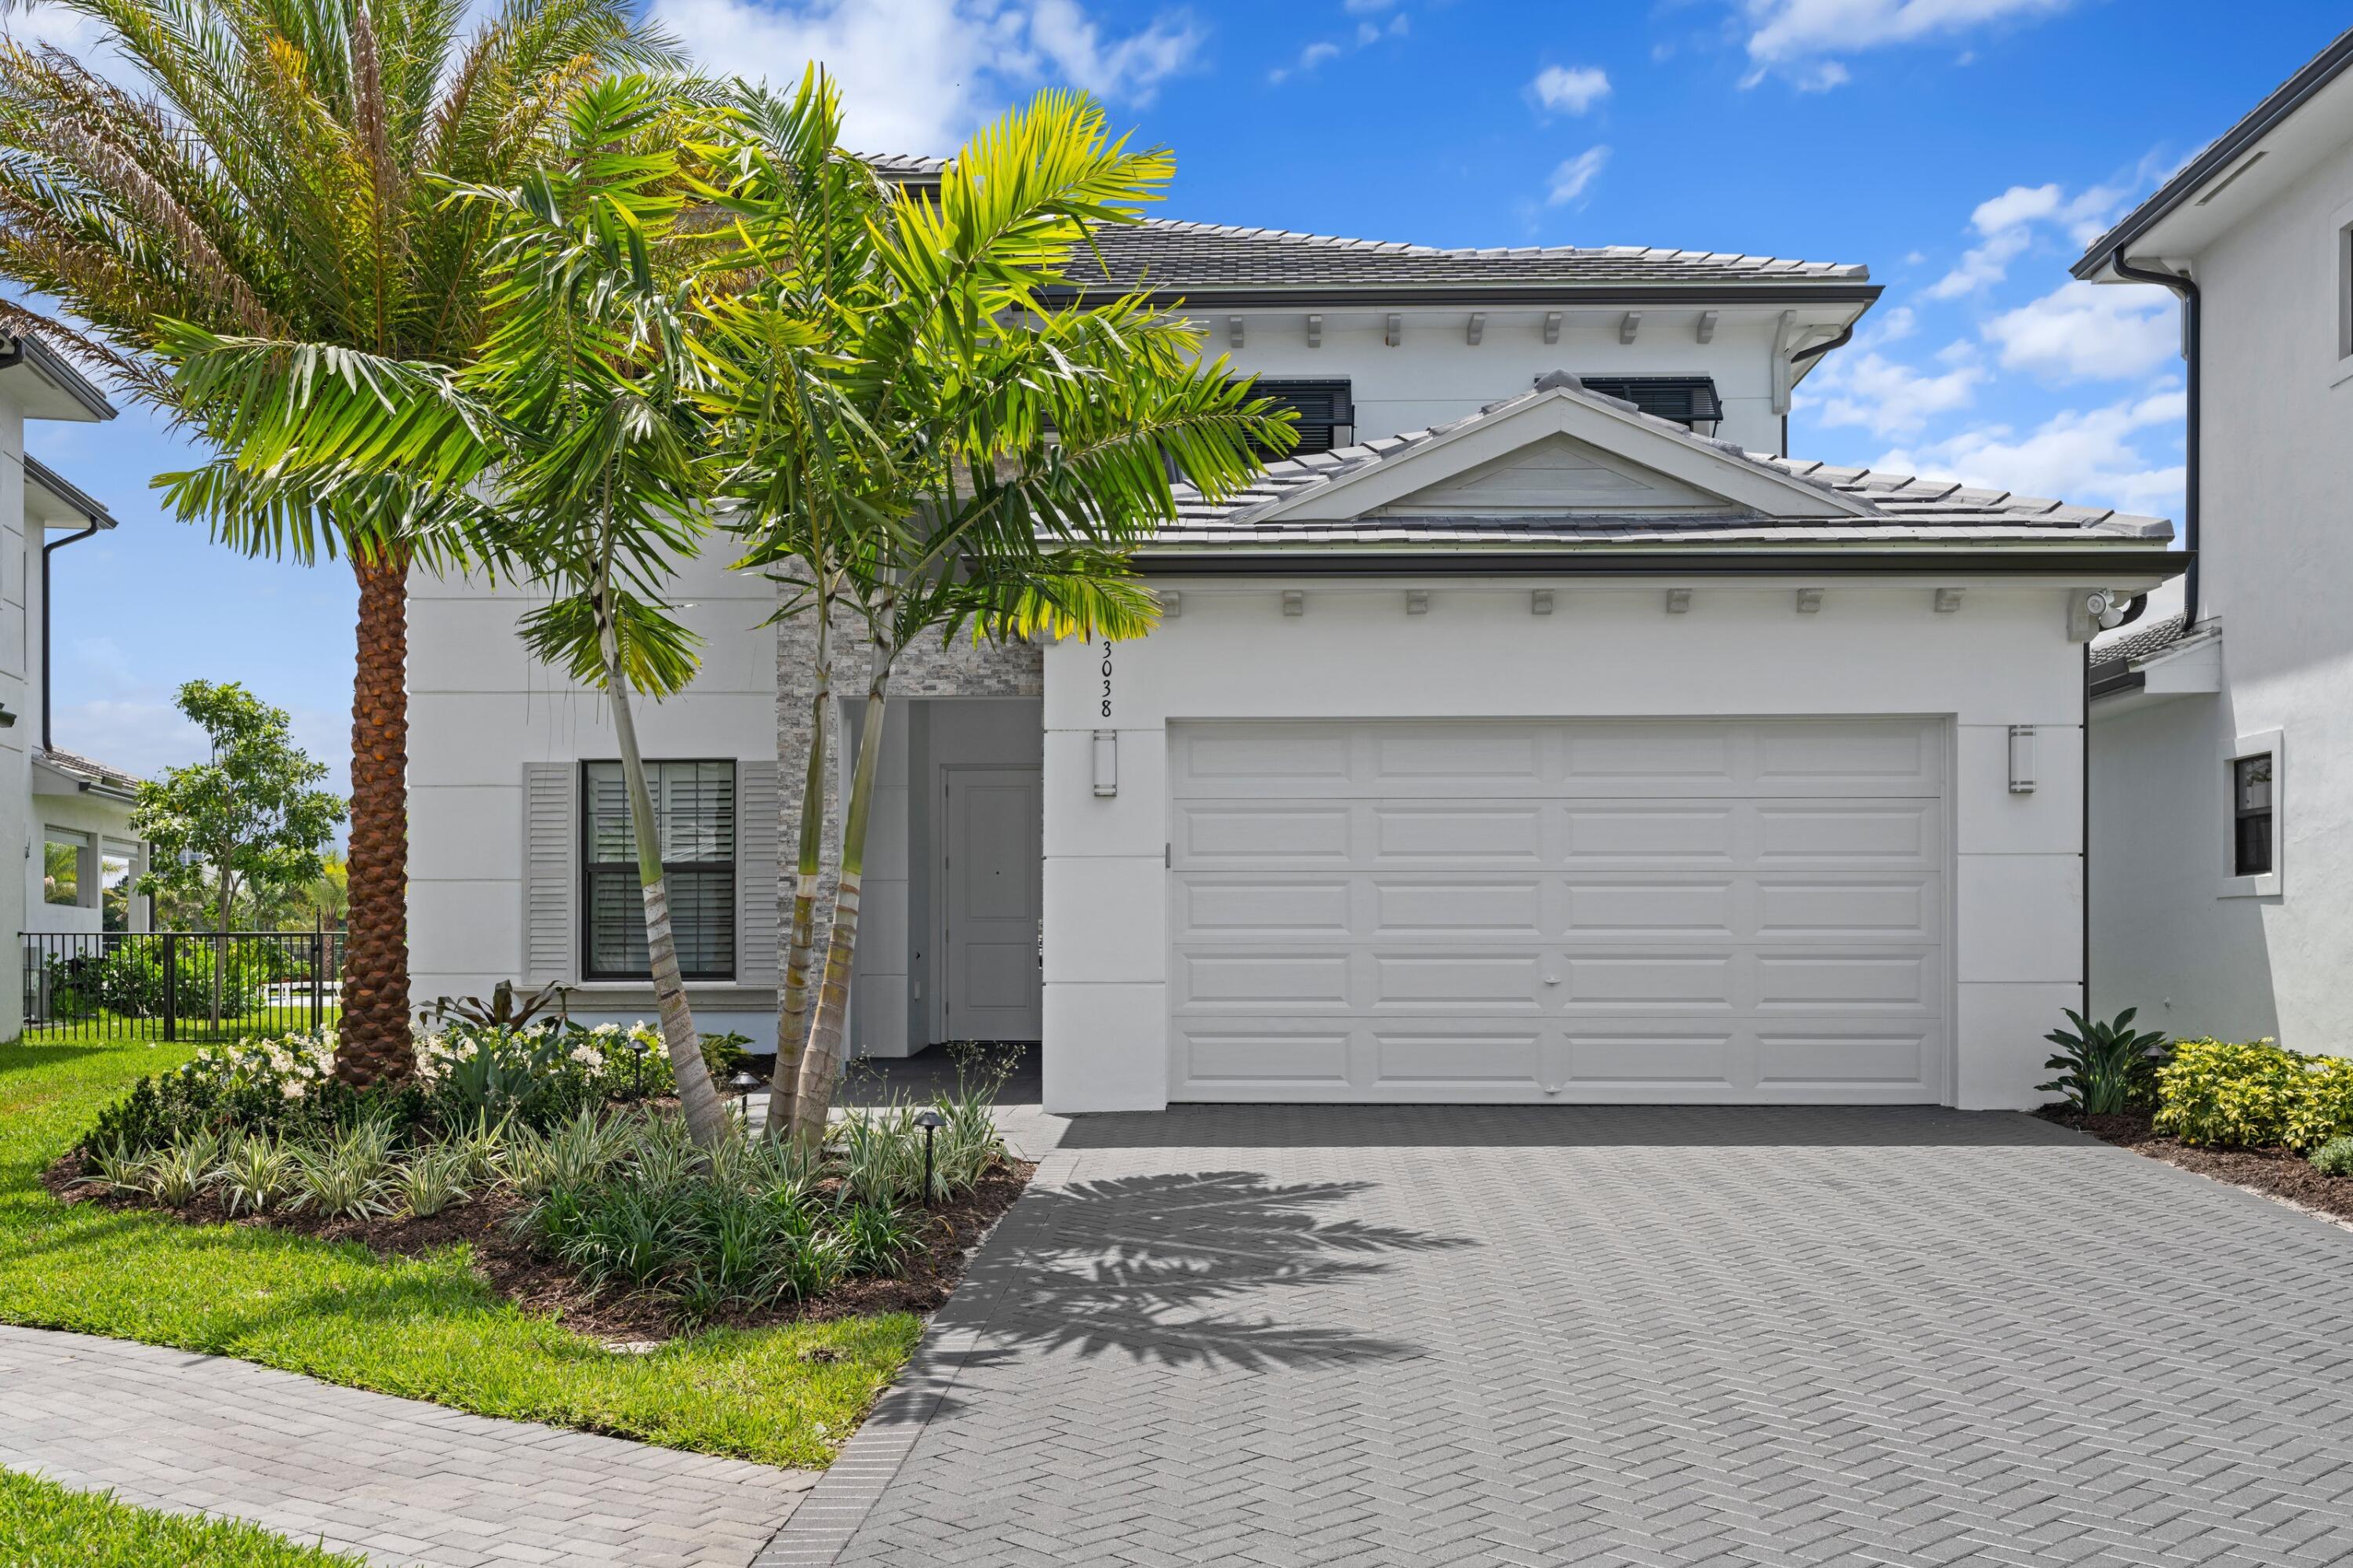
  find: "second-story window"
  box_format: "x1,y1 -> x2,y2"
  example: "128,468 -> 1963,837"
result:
1243,380 -> 1355,455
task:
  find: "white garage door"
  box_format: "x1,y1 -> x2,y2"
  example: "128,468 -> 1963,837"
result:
1167,718 -> 1949,1104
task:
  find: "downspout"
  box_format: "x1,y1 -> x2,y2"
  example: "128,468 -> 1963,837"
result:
2109,249 -> 2200,626
1781,320 -> 1856,460
42,516 -> 101,752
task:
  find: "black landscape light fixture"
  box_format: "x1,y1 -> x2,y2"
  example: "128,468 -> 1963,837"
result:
916,1108 -> 946,1204
727,1068 -> 763,1124
628,1034 -> 650,1098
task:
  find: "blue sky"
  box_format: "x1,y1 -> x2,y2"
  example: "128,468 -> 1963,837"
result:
14,0 -> 2348,795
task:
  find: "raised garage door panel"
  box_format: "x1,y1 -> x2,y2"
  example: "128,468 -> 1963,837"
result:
1167,719 -> 1948,1103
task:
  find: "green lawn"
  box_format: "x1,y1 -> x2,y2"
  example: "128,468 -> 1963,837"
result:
0,1036 -> 919,1469
0,1468 -> 363,1567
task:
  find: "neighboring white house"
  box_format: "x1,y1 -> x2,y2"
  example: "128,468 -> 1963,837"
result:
2082,26 -> 2353,1050
407,191 -> 2181,1110
0,337 -> 148,1038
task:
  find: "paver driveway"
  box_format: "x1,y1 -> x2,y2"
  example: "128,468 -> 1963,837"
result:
772,1104 -> 2353,1567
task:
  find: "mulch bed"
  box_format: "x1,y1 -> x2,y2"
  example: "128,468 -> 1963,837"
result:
43,1150 -> 1035,1344
2038,1108 -> 2353,1226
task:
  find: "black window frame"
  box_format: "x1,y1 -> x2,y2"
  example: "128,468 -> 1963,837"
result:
580,759 -> 737,982
1242,378 -> 1355,456
2231,751 -> 2275,879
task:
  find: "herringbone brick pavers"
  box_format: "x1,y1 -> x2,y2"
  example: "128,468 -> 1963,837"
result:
776,1104 -> 2353,1566
0,1324 -> 815,1566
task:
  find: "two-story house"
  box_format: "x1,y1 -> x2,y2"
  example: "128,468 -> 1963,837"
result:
2084,27 -> 2353,1050
407,172 -> 2180,1112
0,334 -> 148,1039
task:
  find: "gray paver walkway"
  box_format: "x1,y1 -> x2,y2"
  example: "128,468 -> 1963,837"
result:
766,1104 -> 2353,1567
0,1325 -> 816,1566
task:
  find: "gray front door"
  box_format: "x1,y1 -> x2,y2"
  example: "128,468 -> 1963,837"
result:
944,766 -> 1043,1041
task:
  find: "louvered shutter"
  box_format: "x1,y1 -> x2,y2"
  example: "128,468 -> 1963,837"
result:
737,761 -> 780,986
521,762 -> 576,984
1239,379 -> 1355,454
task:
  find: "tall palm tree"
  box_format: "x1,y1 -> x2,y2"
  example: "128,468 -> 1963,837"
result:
0,0 -> 679,1082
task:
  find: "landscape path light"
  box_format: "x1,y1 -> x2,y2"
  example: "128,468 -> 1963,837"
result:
917,1108 -> 946,1203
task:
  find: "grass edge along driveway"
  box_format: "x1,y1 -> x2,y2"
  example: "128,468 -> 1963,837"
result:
0,1037 -> 918,1470
0,1466 -> 365,1567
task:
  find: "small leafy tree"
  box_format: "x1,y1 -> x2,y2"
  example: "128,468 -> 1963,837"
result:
132,681 -> 346,1028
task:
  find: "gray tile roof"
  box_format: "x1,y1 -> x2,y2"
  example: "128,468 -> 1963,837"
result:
39,747 -> 140,791
1056,219 -> 1871,295
2093,611 -> 2192,667
1152,380 -> 2174,553
855,152 -> 947,180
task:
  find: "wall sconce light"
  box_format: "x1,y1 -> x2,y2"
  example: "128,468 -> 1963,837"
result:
1405,589 -> 1429,615
1161,590 -> 1181,618
1530,589 -> 1554,617
1664,588 -> 1691,615
1093,729 -> 1118,797
2008,725 -> 2035,793
1282,590 -> 1305,617
1795,588 -> 1823,614
1934,587 -> 1964,614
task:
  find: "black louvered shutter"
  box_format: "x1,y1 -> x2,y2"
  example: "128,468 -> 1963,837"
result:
1566,375 -> 1723,429
1241,379 -> 1355,455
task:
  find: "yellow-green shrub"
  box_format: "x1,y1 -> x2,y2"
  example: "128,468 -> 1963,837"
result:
2153,1038 -> 2353,1149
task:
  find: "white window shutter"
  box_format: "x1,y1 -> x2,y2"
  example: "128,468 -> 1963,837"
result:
521,762 -> 576,984
736,760 -> 780,986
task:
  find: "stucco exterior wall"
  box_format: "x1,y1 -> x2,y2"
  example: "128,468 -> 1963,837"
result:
406,550 -> 780,1036
1043,577 -> 2092,1114
1200,306 -> 1795,451
2089,122 -> 2353,1052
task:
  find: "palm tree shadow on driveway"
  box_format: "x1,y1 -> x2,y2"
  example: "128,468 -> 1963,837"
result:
941,1168 -> 1474,1380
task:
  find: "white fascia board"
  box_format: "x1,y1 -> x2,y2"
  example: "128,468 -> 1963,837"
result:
1250,388 -> 1875,525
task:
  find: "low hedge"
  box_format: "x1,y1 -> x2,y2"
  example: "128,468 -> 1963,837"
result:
2153,1037 -> 2353,1151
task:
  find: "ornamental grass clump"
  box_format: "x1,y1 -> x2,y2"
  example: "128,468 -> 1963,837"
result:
216,1133 -> 296,1216
2154,1038 -> 2353,1150
291,1121 -> 398,1221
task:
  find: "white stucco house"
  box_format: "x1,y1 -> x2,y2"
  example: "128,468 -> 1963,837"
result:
0,335 -> 149,1039
2086,26 -> 2353,1050
409,178 -> 2181,1111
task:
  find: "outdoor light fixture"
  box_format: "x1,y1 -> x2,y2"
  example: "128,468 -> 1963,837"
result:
1405,590 -> 1429,615
1282,590 -> 1305,617
1093,729 -> 1118,797
1530,589 -> 1554,616
726,1069 -> 762,1124
1795,588 -> 1824,614
1934,588 -> 1965,614
2009,726 -> 2036,794
1161,590 -> 1181,618
628,1035 -> 650,1098
916,1108 -> 946,1202
1665,588 -> 1691,615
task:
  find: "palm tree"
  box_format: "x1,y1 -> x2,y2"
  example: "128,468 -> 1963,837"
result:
0,0 -> 679,1082
701,80 -> 1295,1144
155,76 -> 737,1144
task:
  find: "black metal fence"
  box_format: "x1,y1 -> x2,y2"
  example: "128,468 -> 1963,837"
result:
21,930 -> 344,1043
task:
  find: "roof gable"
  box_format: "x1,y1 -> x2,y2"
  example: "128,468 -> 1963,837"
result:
1249,381 -> 1876,526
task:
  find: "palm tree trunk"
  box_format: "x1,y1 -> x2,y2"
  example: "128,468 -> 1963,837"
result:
791,628 -> 893,1148
598,603 -> 730,1149
336,550 -> 412,1084
767,604 -> 830,1137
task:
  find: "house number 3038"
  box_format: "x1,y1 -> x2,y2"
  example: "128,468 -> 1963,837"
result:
1099,641 -> 1113,719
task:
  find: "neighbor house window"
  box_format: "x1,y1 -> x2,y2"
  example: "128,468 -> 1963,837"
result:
100,850 -> 132,933
2231,753 -> 2274,877
42,831 -> 87,908
582,761 -> 735,980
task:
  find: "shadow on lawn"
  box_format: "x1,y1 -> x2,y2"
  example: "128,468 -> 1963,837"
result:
942,1169 -> 1471,1376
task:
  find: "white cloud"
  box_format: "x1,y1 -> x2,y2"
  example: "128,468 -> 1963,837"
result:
1529,64 -> 1611,115
1806,348 -> 1984,437
1983,278 -> 2177,380
1926,179 -> 2123,297
1546,146 -> 1610,206
1740,0 -> 2074,87
1861,304 -> 1917,345
1875,388 -> 2185,514
653,0 -> 1200,153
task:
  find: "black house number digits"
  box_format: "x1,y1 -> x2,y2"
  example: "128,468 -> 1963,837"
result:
1100,640 -> 1113,719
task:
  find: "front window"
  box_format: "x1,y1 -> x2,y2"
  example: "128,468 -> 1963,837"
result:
100,851 -> 132,932
2232,753 -> 2274,878
42,831 -> 86,908
582,760 -> 736,980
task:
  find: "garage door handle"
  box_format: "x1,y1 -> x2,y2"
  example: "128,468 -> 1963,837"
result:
1543,975 -> 1560,986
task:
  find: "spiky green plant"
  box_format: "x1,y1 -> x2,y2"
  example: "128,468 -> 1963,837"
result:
2039,1007 -> 2170,1116
216,1132 -> 296,1215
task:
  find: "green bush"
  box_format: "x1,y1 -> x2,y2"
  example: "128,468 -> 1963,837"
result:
2310,1136 -> 2353,1177
2154,1038 -> 2353,1150
2038,1006 -> 2168,1115
42,938 -> 277,1021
